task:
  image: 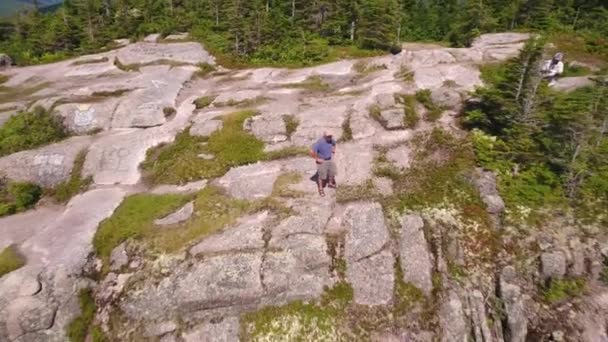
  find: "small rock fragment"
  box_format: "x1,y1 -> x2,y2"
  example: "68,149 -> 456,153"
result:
154,201 -> 194,226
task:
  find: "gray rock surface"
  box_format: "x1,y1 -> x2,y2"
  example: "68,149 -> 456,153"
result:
248,115 -> 288,144
399,214 -> 433,295
144,34 -> 161,43
154,201 -> 194,226
473,168 -> 505,216
500,266 -> 527,342
380,108 -> 404,129
387,144 -> 412,170
372,177 -> 394,195
116,42 -> 213,65
346,249 -> 394,306
439,291 -> 468,342
190,119 -> 223,137
54,99 -> 119,134
144,320 -> 178,337
541,251 -> 567,280
344,202 -> 390,262
216,161 -> 282,200
334,142 -> 375,186
0,136 -> 93,187
109,242 -> 129,271
552,76 -> 594,92
150,180 -> 208,195
182,317 -> 240,342
190,212 -> 267,256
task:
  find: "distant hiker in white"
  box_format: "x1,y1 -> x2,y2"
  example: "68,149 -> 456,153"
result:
542,52 -> 564,86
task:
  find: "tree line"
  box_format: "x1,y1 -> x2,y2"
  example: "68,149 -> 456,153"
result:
0,0 -> 607,65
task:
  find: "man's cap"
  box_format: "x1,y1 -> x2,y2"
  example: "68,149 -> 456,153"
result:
323,130 -> 334,137
554,52 -> 564,61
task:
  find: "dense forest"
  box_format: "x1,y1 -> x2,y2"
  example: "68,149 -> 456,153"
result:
0,0 -> 607,66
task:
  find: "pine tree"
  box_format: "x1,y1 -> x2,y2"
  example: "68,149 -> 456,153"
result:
357,0 -> 399,51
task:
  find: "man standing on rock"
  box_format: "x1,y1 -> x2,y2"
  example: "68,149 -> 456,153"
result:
310,131 -> 337,197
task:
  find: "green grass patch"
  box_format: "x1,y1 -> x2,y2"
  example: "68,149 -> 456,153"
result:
113,58 -> 139,72
194,95 -> 216,109
0,178 -> 42,217
93,186 -> 282,259
368,104 -> 385,127
242,282 -> 352,341
282,115 -> 299,139
142,110 -> 308,185
213,96 -> 268,108
0,245 -> 26,277
389,128 -> 479,210
562,62 -> 592,77
0,74 -> 9,84
0,106 -> 68,157
353,61 -> 387,75
415,89 -> 443,122
336,180 -> 378,203
285,76 -> 331,92
393,257 -> 426,316
141,110 -> 263,184
394,65 -> 414,82
396,94 -> 419,128
51,150 -> 92,203
195,62 -> 216,78
339,113 -> 353,142
272,172 -> 304,198
479,62 -> 508,85
66,288 -> 96,342
262,146 -> 309,161
542,278 -> 586,304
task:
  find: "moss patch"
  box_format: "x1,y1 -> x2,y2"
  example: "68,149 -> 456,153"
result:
542,278 -> 586,304
336,180 -> 378,203
0,106 -> 68,157
214,96 -> 268,108
415,89 -> 443,122
51,150 -> 92,203
0,82 -> 50,105
66,288 -> 97,342
142,110 -> 308,185
282,115 -> 299,139
396,94 -> 419,128
272,172 -> 305,198
0,245 -> 26,277
394,65 -> 414,82
340,113 -> 353,142
72,57 -> 109,66
194,95 -> 216,109
242,282 -> 352,341
195,62 -> 216,78
285,76 -> 331,92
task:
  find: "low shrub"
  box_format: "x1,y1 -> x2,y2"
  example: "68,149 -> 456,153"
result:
0,106 -> 68,157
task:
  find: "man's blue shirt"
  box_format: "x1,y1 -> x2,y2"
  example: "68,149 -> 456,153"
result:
312,138 -> 336,160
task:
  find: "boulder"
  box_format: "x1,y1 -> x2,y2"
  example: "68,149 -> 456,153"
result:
190,120 -> 223,137
541,251 -> 567,280
150,180 -> 207,195
472,168 -> 505,216
0,53 -> 12,68
552,76 -> 594,92
499,266 -> 527,342
154,201 -> 194,226
431,87 -> 461,110
144,33 -> 161,43
399,214 -> 433,296
165,33 -> 189,41
109,242 -> 129,271
54,100 -> 119,134
5,297 -> 57,339
182,317 -> 240,342
190,212 -> 267,256
379,108 -> 405,130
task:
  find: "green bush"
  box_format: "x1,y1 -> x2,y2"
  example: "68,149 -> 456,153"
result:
0,178 -> 42,217
0,106 -> 68,157
542,278 -> 586,304
66,289 -> 97,342
0,245 -> 25,277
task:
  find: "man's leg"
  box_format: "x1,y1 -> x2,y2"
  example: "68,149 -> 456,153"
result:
317,162 -> 327,195
328,161 -> 337,188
